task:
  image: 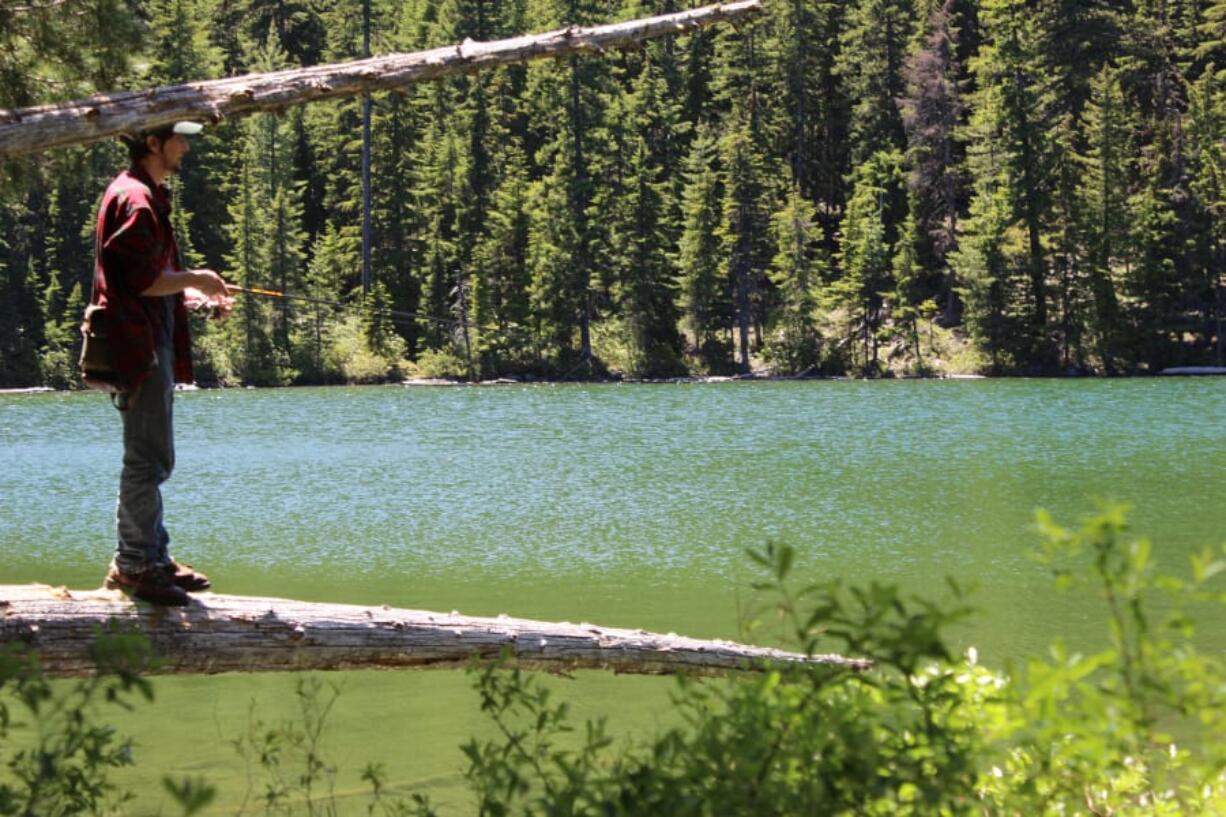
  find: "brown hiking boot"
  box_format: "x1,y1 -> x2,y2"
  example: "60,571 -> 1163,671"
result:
168,559 -> 211,592
105,563 -> 190,606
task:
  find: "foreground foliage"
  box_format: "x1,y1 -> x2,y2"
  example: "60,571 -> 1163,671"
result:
444,505 -> 1226,816
0,629 -> 155,816
2,505 -> 1224,815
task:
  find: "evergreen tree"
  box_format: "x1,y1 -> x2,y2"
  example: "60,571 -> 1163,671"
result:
368,90 -> 425,356
1194,0 -> 1226,79
604,48 -> 684,377
0,230 -> 30,386
837,0 -> 916,166
431,0 -> 507,372
1126,136 -> 1185,370
901,0 -> 967,324
677,127 -> 732,372
1117,16 -> 1211,374
769,0 -> 827,195
266,121 -> 309,358
1049,115 -> 1089,369
0,0 -> 141,110
146,0 -> 224,86
1033,0 -> 1123,120
1119,0 -> 1186,125
33,175 -> 93,388
300,0 -> 380,298
527,143 -> 587,367
765,180 -> 825,374
361,279 -> 407,368
520,0 -> 610,373
220,32 -> 307,384
713,17 -> 773,373
1185,70 -> 1225,364
720,121 -> 771,374
223,160 -> 274,383
832,150 -> 905,373
763,0 -> 849,246
414,115 -> 463,352
951,183 -> 1017,371
889,198 -> 933,371
967,0 -> 1061,364
679,26 -> 716,126
472,147 -> 535,374
210,0 -> 326,71
0,192 -> 48,386
1076,65 -> 1134,372
36,267 -> 74,387
296,224 -> 354,380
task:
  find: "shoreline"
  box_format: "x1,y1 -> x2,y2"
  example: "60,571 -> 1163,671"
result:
3,366 -> 1224,395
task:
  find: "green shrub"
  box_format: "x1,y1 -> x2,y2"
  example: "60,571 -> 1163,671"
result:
229,677 -> 342,816
325,316 -> 406,384
761,322 -> 823,376
450,552 -> 983,816
408,347 -> 472,381
190,320 -> 239,386
589,316 -> 686,380
978,505 -> 1226,815
440,504 -> 1226,816
36,347 -> 78,391
682,336 -> 738,376
0,629 -> 155,816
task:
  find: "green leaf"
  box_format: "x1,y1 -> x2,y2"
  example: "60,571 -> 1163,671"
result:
162,776 -> 217,816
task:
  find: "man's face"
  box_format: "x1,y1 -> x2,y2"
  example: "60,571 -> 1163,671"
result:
149,132 -> 190,173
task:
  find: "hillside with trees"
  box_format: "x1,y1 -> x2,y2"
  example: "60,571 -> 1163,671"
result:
1,0 -> 1223,387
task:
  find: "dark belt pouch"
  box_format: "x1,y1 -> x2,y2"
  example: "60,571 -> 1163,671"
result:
79,304 -> 124,393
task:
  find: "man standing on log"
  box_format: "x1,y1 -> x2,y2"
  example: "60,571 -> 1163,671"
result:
89,121 -> 233,606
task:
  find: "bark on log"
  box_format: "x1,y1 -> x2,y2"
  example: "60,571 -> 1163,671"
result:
0,584 -> 870,678
0,1 -> 761,160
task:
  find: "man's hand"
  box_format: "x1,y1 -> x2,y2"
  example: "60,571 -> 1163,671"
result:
185,284 -> 235,322
190,269 -> 234,298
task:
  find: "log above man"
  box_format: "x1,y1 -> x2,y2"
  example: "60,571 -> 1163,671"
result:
0,2 -> 763,159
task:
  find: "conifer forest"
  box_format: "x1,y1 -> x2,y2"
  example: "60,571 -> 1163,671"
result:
1,0 -> 1224,387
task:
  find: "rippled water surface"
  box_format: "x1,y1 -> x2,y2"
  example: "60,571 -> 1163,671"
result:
3,379 -> 1224,813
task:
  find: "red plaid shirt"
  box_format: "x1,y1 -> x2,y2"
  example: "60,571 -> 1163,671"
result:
89,164 -> 193,390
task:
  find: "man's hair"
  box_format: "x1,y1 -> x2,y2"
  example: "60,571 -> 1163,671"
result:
123,126 -> 176,162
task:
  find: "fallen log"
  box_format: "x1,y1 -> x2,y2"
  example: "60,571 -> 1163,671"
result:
0,1 -> 762,160
0,584 -> 870,678
1159,366 -> 1226,376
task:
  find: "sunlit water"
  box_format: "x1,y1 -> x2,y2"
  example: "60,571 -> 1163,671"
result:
2,379 -> 1225,813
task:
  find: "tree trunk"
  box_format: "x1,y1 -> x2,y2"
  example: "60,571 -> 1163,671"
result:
736,238 -> 752,373
0,584 -> 869,678
0,2 -> 762,160
569,53 -> 593,374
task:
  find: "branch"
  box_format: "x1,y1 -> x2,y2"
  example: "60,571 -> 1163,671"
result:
0,1 -> 762,159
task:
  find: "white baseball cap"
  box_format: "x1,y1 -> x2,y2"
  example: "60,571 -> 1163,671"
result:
167,121 -> 204,135
121,121 -> 204,146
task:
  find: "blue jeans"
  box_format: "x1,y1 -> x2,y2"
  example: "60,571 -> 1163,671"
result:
114,344 -> 175,573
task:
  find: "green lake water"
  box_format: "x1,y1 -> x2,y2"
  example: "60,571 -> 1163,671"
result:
2,379 -> 1225,813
